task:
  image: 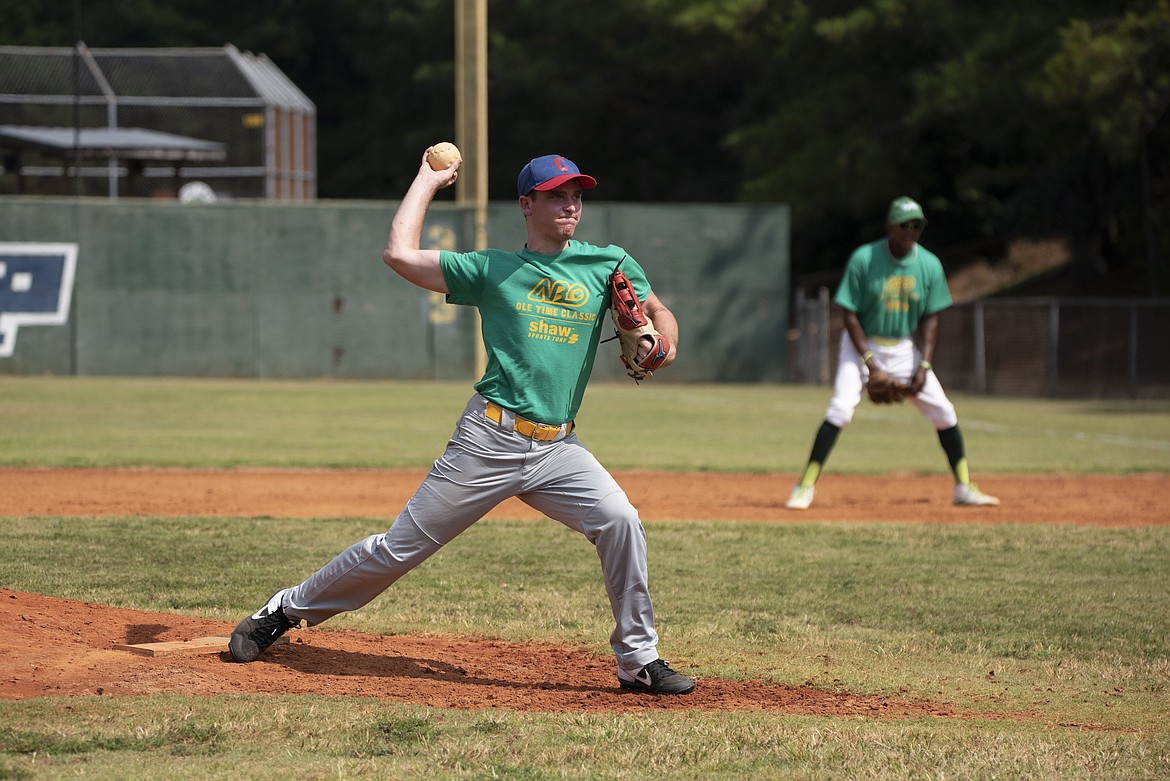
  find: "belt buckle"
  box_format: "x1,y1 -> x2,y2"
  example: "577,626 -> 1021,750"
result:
533,425 -> 559,441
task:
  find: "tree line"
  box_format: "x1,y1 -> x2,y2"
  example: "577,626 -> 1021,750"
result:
3,0 -> 1167,294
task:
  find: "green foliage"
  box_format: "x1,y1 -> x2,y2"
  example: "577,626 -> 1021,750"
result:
3,1 -> 1167,291
1035,6 -> 1170,160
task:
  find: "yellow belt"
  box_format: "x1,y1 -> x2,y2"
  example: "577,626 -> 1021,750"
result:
485,402 -> 574,441
871,337 -> 903,347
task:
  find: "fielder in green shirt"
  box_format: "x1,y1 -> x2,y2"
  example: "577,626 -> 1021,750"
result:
785,196 -> 999,510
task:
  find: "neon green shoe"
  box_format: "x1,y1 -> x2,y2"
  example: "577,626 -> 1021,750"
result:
785,483 -> 815,510
953,483 -> 999,507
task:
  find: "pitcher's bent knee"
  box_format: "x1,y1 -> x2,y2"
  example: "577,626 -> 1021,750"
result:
588,492 -> 646,546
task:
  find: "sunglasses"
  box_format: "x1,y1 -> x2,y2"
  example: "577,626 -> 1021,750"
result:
898,220 -> 925,230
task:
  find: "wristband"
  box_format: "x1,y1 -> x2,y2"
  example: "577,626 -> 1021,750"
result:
918,359 -> 932,370
861,350 -> 874,363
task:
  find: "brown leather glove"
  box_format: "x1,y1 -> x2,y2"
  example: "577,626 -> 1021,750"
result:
866,368 -> 910,404
610,269 -> 670,382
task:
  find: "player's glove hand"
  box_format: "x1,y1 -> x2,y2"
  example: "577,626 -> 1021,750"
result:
866,367 -> 910,404
907,365 -> 928,395
610,269 -> 670,382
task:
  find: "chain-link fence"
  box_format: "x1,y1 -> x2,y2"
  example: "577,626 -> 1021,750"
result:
0,44 -> 314,201
789,290 -> 1170,399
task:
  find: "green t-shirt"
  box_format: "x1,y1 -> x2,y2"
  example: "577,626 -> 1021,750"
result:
833,239 -> 952,338
441,240 -> 651,424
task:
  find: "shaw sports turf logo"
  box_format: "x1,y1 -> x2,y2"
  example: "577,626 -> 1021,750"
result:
521,277 -> 594,346
0,243 -> 79,358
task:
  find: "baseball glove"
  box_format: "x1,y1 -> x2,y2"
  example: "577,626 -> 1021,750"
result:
609,269 -> 670,382
866,368 -> 912,404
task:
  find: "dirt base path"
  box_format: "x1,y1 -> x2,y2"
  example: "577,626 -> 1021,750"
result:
3,468 -> 1166,526
1,468 -> 1164,715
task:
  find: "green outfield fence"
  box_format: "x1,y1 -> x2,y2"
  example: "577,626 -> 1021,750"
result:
0,196 -> 790,382
790,287 -> 1170,399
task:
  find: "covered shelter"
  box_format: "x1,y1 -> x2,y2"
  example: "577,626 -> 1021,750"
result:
0,125 -> 226,197
0,43 -> 315,200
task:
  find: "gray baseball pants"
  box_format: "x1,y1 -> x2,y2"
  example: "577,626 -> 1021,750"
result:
281,393 -> 661,672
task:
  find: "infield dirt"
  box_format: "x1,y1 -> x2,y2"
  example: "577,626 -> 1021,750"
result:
1,469 -> 1164,716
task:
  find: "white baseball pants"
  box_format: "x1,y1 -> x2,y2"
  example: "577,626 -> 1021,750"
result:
825,332 -> 959,429
281,393 -> 660,671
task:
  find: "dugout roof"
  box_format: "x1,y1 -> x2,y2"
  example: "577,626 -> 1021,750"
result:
0,43 -> 314,200
0,126 -> 227,162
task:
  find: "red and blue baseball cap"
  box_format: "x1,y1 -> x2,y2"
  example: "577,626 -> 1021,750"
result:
517,154 -> 598,196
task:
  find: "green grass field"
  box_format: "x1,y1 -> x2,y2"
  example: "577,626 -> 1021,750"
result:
2,376 -> 1168,473
1,377 -> 1168,780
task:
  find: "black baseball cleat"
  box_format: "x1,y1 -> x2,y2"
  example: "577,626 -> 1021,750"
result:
617,659 -> 696,695
228,591 -> 297,663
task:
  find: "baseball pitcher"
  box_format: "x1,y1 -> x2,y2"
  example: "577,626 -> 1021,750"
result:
227,152 -> 695,696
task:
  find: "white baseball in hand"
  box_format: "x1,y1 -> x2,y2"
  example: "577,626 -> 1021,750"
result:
427,142 -> 462,170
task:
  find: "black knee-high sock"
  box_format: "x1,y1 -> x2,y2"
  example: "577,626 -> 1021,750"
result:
937,424 -> 970,483
798,421 -> 841,486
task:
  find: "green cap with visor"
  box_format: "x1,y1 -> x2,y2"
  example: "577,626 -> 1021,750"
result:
888,196 -> 926,225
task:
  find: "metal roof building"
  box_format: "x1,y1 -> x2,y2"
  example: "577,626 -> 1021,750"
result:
0,43 -> 315,200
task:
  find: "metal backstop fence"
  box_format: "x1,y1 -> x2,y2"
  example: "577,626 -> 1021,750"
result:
790,290 -> 1170,399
